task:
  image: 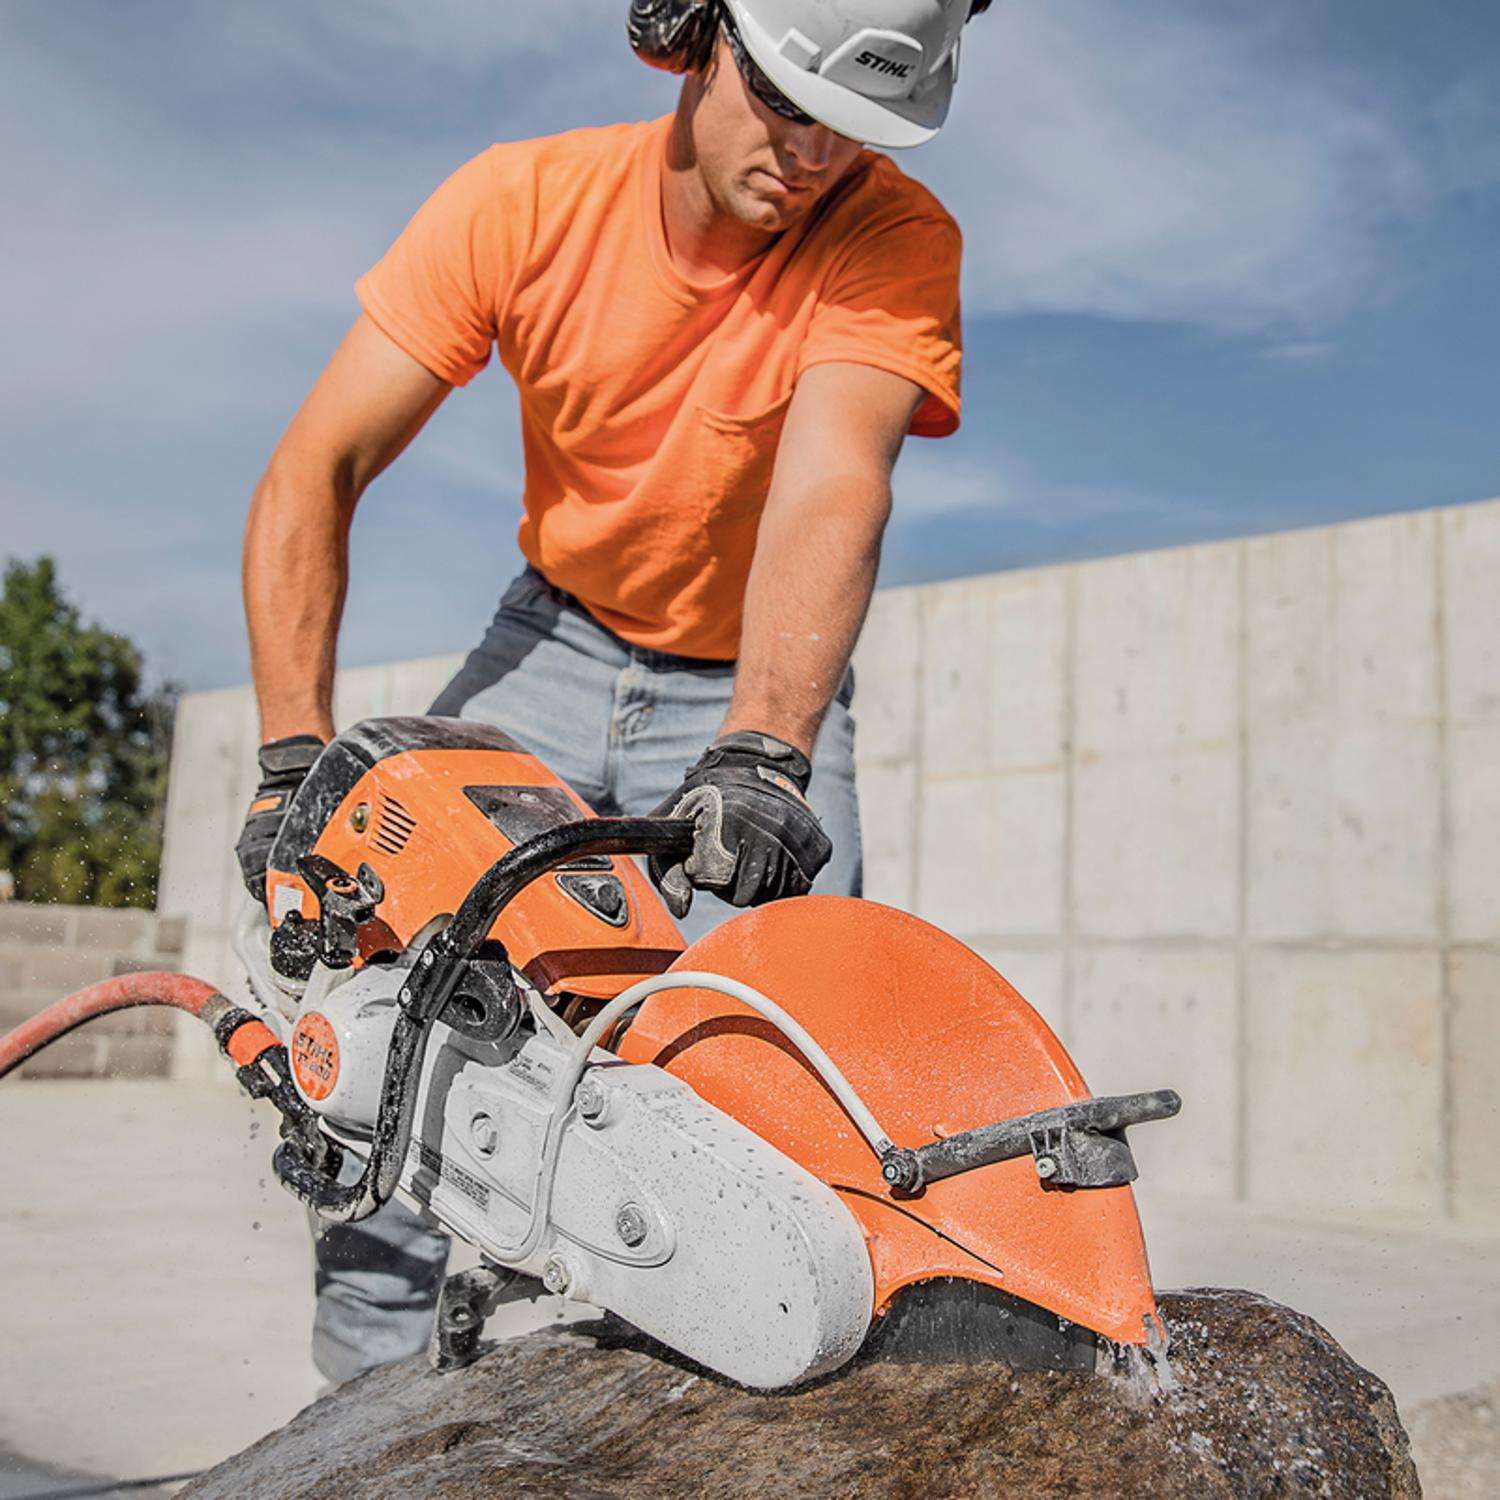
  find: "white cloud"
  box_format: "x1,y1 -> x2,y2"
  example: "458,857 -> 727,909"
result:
320,0 -> 623,65
929,2 -> 1428,331
892,443 -> 1013,519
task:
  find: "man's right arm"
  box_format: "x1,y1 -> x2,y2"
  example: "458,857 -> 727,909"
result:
236,314 -> 451,902
243,312 -> 452,742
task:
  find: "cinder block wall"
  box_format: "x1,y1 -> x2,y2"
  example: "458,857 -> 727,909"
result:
0,904 -> 186,1077
157,497 -> 1500,1226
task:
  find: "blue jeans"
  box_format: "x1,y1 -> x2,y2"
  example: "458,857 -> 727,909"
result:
310,567 -> 864,1381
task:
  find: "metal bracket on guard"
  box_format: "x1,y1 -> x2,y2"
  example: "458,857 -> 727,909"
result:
429,1265 -> 523,1373
880,1089 -> 1182,1196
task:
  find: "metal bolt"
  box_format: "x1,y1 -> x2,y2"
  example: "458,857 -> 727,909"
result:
880,1150 -> 921,1193
349,803 -> 370,833
541,1254 -> 572,1295
470,1112 -> 498,1158
615,1203 -> 648,1248
1035,1155 -> 1057,1179
575,1077 -> 606,1123
421,950 -> 434,966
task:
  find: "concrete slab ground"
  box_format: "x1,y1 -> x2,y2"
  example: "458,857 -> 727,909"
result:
1,1081 -> 1496,1494
1140,1193 -> 1500,1412
0,1449 -> 179,1500
0,1081 -> 322,1489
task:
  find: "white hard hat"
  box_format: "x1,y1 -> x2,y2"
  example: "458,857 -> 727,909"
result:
722,0 -> 975,148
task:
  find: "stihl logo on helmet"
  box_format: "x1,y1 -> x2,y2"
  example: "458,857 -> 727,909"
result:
855,50 -> 915,80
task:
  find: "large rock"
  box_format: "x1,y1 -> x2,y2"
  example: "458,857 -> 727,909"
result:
185,1289 -> 1419,1499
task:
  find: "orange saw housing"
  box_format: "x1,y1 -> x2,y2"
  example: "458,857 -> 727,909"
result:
621,898 -> 1161,1347
264,718 -> 684,998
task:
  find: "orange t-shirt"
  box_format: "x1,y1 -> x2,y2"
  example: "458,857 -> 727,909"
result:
357,115 -> 962,661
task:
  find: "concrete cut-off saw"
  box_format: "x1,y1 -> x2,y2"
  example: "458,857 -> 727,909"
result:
0,717 -> 1181,1389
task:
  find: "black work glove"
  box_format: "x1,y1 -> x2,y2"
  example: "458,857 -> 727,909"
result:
648,731 -> 832,920
234,735 -> 325,904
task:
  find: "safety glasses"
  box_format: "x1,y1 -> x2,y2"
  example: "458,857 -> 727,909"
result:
719,11 -> 817,127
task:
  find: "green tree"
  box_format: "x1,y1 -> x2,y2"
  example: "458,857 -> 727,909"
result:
0,557 -> 175,908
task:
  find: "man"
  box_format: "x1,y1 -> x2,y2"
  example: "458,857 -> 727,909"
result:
237,0 -> 981,1382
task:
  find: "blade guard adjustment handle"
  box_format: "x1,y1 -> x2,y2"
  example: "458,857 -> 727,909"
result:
881,1088 -> 1183,1196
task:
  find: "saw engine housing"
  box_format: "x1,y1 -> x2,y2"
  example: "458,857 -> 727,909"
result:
263,717 -> 686,1002
244,717 -> 1178,1388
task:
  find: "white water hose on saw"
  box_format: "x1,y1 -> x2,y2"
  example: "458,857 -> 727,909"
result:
481,969 -> 898,1267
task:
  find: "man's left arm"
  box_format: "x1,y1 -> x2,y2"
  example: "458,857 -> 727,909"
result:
648,361 -> 922,916
723,360 -> 924,754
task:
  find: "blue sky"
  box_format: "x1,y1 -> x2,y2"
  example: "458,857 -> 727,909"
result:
2,0 -> 1497,690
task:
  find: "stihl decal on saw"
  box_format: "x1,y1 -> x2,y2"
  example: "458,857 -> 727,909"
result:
290,1011 -> 339,1101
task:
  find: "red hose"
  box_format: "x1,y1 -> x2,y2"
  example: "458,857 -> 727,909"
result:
0,972 -> 234,1080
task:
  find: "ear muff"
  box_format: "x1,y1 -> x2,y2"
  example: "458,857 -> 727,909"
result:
628,0 -> 721,75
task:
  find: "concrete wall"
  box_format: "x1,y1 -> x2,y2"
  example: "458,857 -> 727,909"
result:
158,497 -> 1500,1226
0,903 -> 186,1077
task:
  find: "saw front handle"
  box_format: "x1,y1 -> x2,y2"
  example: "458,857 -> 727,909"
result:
434,816 -> 697,970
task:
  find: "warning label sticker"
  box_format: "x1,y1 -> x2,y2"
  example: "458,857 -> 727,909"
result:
290,1011 -> 339,1102
506,1051 -> 554,1095
407,1138 -> 491,1212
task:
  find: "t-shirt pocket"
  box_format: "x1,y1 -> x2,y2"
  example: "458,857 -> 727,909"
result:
693,392 -> 794,551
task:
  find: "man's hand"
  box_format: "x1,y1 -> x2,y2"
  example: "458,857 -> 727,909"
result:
648,731 -> 832,919
235,735 -> 326,903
